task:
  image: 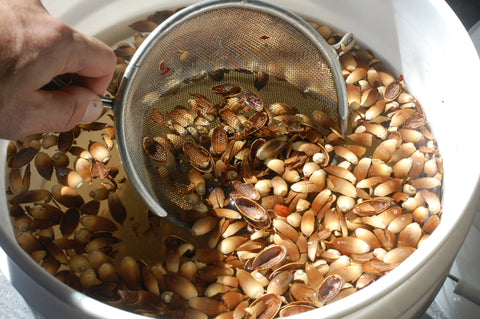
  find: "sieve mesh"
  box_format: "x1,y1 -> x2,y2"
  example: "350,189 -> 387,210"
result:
115,0 -> 347,218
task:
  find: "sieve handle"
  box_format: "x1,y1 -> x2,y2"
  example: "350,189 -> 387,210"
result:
99,96 -> 114,109
44,74 -> 114,109
331,32 -> 356,57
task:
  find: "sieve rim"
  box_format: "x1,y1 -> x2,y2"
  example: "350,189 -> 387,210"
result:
114,0 -> 348,217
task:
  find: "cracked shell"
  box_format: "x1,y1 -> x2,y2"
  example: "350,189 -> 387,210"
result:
353,198 -> 392,216
234,197 -> 271,229
251,245 -> 288,270
247,293 -> 282,319
183,142 -> 214,173
318,274 -> 344,303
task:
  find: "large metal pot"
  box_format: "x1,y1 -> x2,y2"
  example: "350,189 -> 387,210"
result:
1,0 -> 479,318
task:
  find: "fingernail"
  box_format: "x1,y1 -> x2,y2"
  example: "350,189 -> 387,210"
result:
80,99 -> 104,124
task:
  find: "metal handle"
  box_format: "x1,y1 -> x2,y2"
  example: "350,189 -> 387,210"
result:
99,96 -> 114,109
331,32 -> 356,57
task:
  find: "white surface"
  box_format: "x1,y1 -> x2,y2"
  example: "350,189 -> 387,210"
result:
1,1 -> 480,319
434,21 -> 480,318
0,247 -> 9,280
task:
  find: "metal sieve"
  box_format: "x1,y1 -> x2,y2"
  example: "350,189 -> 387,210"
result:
112,0 -> 353,220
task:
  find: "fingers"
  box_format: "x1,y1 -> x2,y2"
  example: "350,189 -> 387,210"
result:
0,85 -> 104,140
32,86 -> 104,135
23,19 -> 117,95
65,31 -> 117,95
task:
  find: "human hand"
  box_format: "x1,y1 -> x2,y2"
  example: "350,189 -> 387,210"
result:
0,0 -> 116,140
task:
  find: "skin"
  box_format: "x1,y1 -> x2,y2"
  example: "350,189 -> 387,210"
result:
0,0 -> 116,140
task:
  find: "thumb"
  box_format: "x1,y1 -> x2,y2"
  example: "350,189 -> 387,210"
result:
37,86 -> 104,133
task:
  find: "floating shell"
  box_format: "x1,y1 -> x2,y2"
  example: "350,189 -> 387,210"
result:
7,147 -> 37,169
383,247 -> 416,264
212,126 -> 228,154
279,302 -> 315,317
345,68 -> 367,85
353,198 -> 391,216
34,152 -> 54,180
74,158 -> 92,184
11,189 -> 51,205
214,208 -> 242,220
289,283 -> 322,307
208,187 -> 225,209
9,168 -> 25,195
255,138 -> 287,161
51,185 -> 84,208
41,134 -> 58,149
253,71 -> 269,91
361,88 -> 380,107
247,293 -> 282,319
79,200 -> 100,216
273,220 -> 298,241
384,81 -> 402,102
231,181 -> 260,201
269,102 -> 298,116
411,177 -> 441,190
355,228 -> 382,250
55,167 -> 84,188
325,165 -> 356,184
348,132 -> 374,147
80,215 -> 117,233
333,146 -> 358,165
114,43 -> 136,59
234,197 -> 271,229
183,142 -> 214,173
143,137 -> 168,162
166,274 -> 198,300
346,84 -> 361,109
374,178 -> 403,197
51,151 -> 69,168
373,229 -> 397,250
58,131 -> 74,152
327,175 -> 357,198
244,90 -> 264,112
332,236 -> 371,255
267,271 -> 293,296
212,83 -> 243,97
89,142 -> 110,163
397,222 -> 422,248
237,269 -> 264,299
251,245 -> 287,270
245,112 -> 268,135
291,181 -> 324,194
107,191 -> 127,225
390,108 -> 416,128
423,215 -> 440,233
312,110 -> 340,132
222,221 -> 247,239
59,208 -> 80,236
187,297 -> 226,316
365,100 -> 386,121
387,213 -> 413,234
318,274 -> 344,303
167,108 -> 196,127
218,236 -> 248,255
119,256 -> 142,290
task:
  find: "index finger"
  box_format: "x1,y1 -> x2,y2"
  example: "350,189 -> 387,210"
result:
63,31 -> 117,95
